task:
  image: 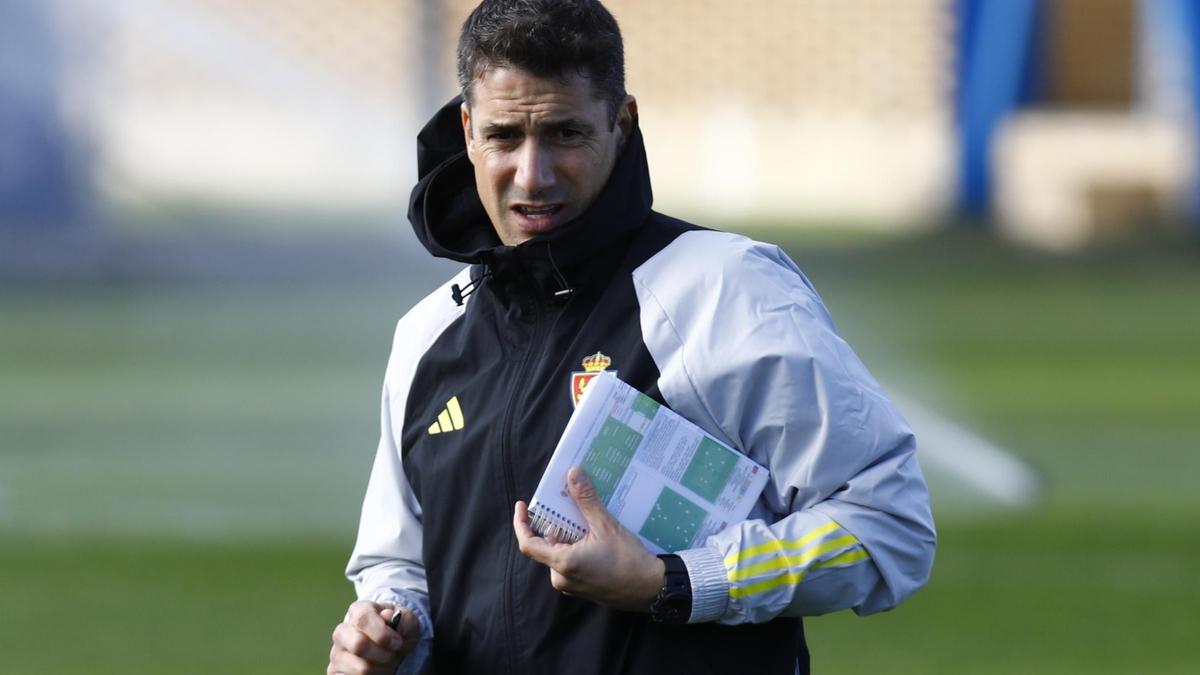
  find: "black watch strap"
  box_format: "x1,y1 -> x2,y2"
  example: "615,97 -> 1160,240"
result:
649,554 -> 692,624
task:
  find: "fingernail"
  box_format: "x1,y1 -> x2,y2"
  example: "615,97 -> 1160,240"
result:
571,471 -> 583,485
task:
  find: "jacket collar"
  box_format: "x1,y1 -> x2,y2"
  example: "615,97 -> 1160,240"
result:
407,96 -> 654,292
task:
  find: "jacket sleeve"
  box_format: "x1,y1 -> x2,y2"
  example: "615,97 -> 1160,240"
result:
344,382 -> 434,673
344,268 -> 471,673
633,232 -> 936,624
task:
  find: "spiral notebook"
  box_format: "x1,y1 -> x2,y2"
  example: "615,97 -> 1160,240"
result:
527,373 -> 768,554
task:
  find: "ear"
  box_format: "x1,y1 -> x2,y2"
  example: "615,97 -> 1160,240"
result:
616,95 -> 637,148
461,101 -> 476,162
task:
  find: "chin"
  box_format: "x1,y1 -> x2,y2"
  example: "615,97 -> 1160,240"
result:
511,227 -> 557,246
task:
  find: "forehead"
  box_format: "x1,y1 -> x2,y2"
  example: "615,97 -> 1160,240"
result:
469,67 -> 607,124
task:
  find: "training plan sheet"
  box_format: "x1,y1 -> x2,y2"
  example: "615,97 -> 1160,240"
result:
527,373 -> 768,554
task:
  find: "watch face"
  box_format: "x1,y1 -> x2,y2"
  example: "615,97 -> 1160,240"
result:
656,595 -> 689,624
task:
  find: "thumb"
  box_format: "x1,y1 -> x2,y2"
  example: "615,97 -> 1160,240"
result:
567,467 -> 611,528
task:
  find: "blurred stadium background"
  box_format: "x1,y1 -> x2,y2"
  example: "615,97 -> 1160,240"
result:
1,1 -> 1198,672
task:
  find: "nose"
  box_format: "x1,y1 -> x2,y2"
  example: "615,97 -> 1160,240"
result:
513,139 -> 556,195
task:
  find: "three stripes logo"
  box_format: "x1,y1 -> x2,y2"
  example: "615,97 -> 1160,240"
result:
427,396 -> 465,435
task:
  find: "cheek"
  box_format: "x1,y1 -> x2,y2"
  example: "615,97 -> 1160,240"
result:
580,157 -> 617,196
475,156 -> 512,192
561,151 -> 607,187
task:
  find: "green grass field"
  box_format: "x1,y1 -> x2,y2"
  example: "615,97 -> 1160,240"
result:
2,230 -> 1197,673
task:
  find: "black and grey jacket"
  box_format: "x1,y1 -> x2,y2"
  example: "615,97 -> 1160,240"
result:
346,98 -> 936,675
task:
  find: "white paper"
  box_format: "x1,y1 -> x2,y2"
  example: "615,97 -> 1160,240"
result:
528,373 -> 768,554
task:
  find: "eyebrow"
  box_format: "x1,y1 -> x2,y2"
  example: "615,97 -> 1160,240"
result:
543,118 -> 596,134
480,121 -> 520,136
479,118 -> 597,136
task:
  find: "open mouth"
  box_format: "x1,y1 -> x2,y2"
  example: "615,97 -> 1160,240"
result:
513,204 -> 564,220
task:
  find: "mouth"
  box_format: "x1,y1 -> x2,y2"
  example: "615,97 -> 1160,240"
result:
513,204 -> 564,219
511,203 -> 566,231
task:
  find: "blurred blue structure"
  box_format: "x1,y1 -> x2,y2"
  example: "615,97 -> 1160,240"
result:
956,0 -> 1200,230
0,0 -> 89,227
955,0 -> 1042,217
1179,0 -> 1200,227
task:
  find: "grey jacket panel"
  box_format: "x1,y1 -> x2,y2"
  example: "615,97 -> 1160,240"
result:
634,230 -> 936,622
345,267 -> 471,673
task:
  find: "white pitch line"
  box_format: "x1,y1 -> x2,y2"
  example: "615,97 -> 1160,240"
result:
892,392 -> 1041,508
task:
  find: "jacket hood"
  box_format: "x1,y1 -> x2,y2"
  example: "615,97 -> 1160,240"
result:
407,96 -> 654,282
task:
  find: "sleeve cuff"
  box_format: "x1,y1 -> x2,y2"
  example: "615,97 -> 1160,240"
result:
677,546 -> 729,623
364,590 -> 433,674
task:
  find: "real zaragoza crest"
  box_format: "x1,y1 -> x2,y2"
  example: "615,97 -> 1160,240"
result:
570,351 -> 615,407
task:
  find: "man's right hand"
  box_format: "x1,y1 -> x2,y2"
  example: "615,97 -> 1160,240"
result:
328,600 -> 420,675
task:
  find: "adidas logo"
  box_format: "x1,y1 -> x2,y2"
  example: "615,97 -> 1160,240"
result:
427,396 -> 465,434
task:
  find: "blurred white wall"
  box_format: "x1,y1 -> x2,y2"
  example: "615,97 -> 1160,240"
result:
445,0 -> 959,229
57,0 -> 422,213
47,0 -> 958,229
28,0 -> 1196,240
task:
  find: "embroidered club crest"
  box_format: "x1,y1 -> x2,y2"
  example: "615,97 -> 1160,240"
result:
570,351 -> 615,407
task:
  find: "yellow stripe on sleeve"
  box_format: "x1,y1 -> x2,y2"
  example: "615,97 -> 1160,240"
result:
729,546 -> 870,599
727,533 -> 860,582
812,547 -> 869,571
723,520 -> 841,568
730,572 -> 805,599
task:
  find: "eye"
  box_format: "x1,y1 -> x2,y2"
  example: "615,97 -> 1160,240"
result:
556,127 -> 582,141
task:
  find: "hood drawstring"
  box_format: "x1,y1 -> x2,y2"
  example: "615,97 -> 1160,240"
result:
450,267 -> 493,306
546,242 -> 576,301
448,244 -> 575,307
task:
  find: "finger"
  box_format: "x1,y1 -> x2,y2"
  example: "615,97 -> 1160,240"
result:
380,605 -> 398,628
514,500 -> 575,550
345,602 -> 405,653
513,500 -> 535,539
382,607 -> 420,653
566,467 -> 611,529
514,501 -> 562,564
550,568 -> 588,596
328,643 -> 377,674
394,608 -> 423,645
513,501 -> 547,552
333,623 -> 395,665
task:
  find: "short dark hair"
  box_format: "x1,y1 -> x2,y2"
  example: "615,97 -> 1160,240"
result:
457,0 -> 626,123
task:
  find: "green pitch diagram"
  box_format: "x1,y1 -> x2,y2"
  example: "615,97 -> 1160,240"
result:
681,437 -> 738,502
581,417 -> 643,503
640,486 -> 706,551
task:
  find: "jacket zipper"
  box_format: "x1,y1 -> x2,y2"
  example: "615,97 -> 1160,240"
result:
499,284 -> 546,675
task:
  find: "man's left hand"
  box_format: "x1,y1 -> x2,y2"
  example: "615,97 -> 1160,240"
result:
514,467 -> 665,612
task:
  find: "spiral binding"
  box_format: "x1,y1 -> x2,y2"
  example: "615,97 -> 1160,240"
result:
527,501 -> 587,544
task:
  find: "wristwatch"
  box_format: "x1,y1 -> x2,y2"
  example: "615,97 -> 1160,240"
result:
649,554 -> 692,624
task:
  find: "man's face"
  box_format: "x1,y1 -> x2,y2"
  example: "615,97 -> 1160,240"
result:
462,67 -> 635,247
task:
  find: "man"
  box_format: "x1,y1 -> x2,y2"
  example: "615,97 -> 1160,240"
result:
328,1 -> 935,673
